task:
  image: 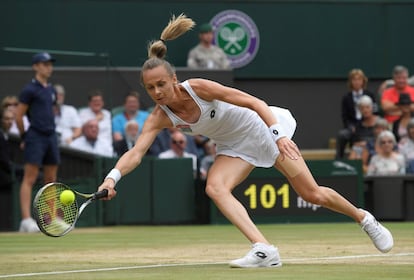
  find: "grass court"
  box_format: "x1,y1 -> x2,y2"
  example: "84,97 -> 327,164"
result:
0,222 -> 413,279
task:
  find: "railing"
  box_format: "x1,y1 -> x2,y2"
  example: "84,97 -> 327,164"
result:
3,138 -> 413,232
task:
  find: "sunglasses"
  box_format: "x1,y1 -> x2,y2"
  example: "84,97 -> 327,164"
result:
4,102 -> 18,107
172,140 -> 185,145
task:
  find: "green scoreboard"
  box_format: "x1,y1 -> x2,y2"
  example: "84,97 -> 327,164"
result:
210,160 -> 364,223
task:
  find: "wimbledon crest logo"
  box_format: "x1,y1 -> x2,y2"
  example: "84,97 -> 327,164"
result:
210,10 -> 260,69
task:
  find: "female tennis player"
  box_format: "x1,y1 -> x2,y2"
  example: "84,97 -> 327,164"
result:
98,14 -> 393,268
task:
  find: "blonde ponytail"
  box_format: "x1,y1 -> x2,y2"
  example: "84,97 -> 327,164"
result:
147,14 -> 195,59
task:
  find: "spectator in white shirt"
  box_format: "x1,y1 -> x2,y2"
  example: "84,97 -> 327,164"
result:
54,84 -> 82,145
69,119 -> 113,157
158,130 -> 198,175
78,89 -> 112,145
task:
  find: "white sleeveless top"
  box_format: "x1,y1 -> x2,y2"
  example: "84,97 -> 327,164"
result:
160,80 -> 296,168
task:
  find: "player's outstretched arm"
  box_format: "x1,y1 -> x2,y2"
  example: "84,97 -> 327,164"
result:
98,108 -> 168,199
97,131 -> 157,199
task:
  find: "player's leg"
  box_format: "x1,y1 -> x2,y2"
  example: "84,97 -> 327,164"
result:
205,155 -> 281,268
205,155 -> 262,242
275,155 -> 393,253
276,156 -> 363,220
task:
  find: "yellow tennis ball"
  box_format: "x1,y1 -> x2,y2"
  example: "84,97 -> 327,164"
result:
60,190 -> 75,206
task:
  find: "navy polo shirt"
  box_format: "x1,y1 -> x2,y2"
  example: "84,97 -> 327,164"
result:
19,78 -> 57,135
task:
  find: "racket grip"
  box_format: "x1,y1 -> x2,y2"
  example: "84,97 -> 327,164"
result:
94,189 -> 109,200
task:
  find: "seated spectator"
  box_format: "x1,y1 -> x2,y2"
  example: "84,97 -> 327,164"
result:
366,130 -> 405,175
112,91 -> 149,142
147,127 -> 198,157
0,108 -> 14,190
69,119 -> 113,157
199,140 -> 216,180
158,130 -> 198,175
348,96 -> 378,160
53,84 -> 82,145
399,119 -> 414,173
187,23 -> 231,70
392,93 -> 414,144
360,117 -> 390,174
377,74 -> 414,97
1,95 -> 29,135
78,89 -> 112,145
113,120 -> 139,157
336,68 -> 377,159
381,65 -> 414,124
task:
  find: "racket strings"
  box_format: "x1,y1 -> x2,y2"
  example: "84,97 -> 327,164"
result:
34,184 -> 78,236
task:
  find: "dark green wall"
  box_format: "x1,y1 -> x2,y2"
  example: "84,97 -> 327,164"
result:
1,0 -> 413,78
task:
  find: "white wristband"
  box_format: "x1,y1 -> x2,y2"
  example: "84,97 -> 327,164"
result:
269,123 -> 287,142
105,168 -> 121,185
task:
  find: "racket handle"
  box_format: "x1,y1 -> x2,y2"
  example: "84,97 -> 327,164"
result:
93,189 -> 109,200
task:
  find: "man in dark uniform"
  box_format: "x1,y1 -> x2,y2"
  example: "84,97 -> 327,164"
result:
15,52 -> 60,232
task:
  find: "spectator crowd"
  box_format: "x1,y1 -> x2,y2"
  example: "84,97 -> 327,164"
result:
1,84 -> 216,179
0,52 -> 216,233
2,63 -> 414,184
1,87 -> 215,167
1,51 -> 413,233
336,65 -> 414,175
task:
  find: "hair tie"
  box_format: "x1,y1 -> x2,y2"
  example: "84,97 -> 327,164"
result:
159,39 -> 166,44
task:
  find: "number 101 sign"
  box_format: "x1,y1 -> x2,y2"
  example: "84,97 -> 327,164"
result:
210,161 -> 363,224
244,183 -> 291,210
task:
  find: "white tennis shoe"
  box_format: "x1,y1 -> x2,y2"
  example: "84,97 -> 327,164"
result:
229,243 -> 282,268
360,209 -> 393,253
19,218 -> 40,233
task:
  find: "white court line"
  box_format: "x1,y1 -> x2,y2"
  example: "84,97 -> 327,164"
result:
284,252 -> 414,262
0,252 -> 412,279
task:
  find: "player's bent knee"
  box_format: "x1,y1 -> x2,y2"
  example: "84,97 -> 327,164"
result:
205,184 -> 219,199
299,189 -> 327,206
205,183 -> 228,200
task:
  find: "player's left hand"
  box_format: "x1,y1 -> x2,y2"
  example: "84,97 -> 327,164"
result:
276,137 -> 301,161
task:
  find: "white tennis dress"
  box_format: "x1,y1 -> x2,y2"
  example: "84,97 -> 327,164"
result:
160,80 -> 297,168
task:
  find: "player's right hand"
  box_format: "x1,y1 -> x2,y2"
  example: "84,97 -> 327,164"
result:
97,179 -> 117,200
276,137 -> 301,161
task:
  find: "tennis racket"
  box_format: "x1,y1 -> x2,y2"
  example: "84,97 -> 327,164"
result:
33,182 -> 108,237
